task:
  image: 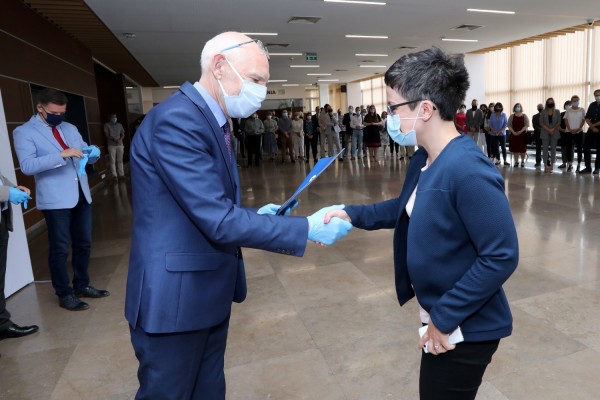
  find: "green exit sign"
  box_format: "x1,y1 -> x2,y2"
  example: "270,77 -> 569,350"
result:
306,53 -> 317,62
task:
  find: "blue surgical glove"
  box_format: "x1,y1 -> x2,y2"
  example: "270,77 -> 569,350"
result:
78,154 -> 89,177
307,205 -> 352,245
257,200 -> 299,216
82,145 -> 100,158
8,187 -> 32,207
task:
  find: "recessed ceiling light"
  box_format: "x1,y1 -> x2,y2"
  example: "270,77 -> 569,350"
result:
307,73 -> 332,76
282,84 -> 300,86
163,86 -> 180,89
355,53 -> 388,57
270,53 -> 303,56
268,80 -> 288,83
241,32 -> 278,36
324,0 -> 386,4
346,34 -> 388,39
125,86 -> 134,89
359,65 -> 386,68
441,38 -> 478,42
290,65 -> 320,68
467,8 -> 515,15
318,79 -> 340,82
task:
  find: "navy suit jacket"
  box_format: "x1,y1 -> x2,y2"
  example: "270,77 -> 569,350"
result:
125,82 -> 308,334
13,116 -> 98,210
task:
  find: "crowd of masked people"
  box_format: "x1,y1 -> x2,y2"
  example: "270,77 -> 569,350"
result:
454,90 -> 600,174
230,104 -> 416,167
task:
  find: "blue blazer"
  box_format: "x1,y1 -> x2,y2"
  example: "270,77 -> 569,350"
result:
345,135 -> 518,342
12,116 -> 98,210
125,82 -> 309,334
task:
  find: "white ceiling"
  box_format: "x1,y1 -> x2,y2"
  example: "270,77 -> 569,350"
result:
84,0 -> 598,87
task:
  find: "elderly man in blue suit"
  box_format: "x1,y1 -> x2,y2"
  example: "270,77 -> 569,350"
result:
13,88 -> 109,311
126,31 -> 353,400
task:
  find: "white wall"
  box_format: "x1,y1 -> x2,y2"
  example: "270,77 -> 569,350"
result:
464,53 -> 486,106
346,82 -> 362,109
0,90 -> 34,297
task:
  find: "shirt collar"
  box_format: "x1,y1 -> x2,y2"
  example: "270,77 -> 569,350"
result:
193,81 -> 227,128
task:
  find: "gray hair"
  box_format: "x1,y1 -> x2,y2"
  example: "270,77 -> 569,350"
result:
200,32 -> 245,75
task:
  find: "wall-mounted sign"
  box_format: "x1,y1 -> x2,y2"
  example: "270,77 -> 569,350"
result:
306,52 -> 317,62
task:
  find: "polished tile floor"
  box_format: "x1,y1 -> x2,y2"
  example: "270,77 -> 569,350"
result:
1,148 -> 599,400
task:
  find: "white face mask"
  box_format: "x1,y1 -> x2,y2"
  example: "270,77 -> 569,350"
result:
386,103 -> 423,147
217,58 -> 267,118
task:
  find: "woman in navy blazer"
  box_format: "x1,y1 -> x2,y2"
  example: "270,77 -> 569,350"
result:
323,48 -> 519,400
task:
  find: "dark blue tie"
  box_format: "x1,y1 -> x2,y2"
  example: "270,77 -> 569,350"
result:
222,123 -> 232,161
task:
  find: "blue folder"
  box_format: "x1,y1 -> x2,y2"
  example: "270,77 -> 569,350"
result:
276,149 -> 345,215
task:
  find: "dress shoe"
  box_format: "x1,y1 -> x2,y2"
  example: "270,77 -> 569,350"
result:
579,168 -> 592,174
0,323 -> 39,340
558,163 -> 566,169
59,294 -> 89,311
594,170 -> 599,175
74,286 -> 110,298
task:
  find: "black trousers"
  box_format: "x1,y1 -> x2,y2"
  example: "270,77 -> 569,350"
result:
246,135 -> 262,166
534,131 -> 542,164
498,134 -> 507,161
584,130 -> 600,170
420,339 -> 500,400
0,209 -> 12,330
305,134 -> 318,161
572,131 -> 584,164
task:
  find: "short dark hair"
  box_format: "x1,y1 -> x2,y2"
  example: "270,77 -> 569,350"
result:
594,89 -> 600,95
384,47 -> 469,121
513,103 -> 522,112
495,102 -> 504,111
36,88 -> 68,106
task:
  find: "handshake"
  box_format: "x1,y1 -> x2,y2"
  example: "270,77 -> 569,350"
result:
257,203 -> 352,246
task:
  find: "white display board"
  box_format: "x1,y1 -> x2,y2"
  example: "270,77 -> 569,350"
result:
0,90 -> 34,297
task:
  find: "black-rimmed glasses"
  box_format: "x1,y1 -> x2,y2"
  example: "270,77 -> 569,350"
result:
387,99 -> 437,114
220,39 -> 270,60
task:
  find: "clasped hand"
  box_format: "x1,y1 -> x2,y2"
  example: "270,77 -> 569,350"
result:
8,187 -> 32,209
307,205 -> 352,246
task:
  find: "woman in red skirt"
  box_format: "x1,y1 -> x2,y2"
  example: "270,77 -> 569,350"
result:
508,103 -> 530,167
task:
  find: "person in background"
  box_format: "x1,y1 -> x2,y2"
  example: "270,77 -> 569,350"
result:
508,103 -> 529,167
318,104 -> 336,159
262,112 -> 278,161
565,95 -> 586,172
104,113 -> 126,182
311,109 -> 320,161
337,109 -> 346,154
532,104 -> 544,167
291,112 -> 305,162
466,99 -> 483,145
484,103 -> 495,159
320,47 -> 518,400
582,89 -> 600,175
278,110 -> 295,163
380,111 -> 390,158
13,88 -> 107,311
350,106 -> 364,160
363,105 -> 383,160
244,112 -> 264,167
558,100 -> 572,169
328,108 -> 343,161
232,117 -> 245,160
540,97 -> 561,173
454,104 -> 467,135
0,170 -> 38,341
342,105 -> 354,157
303,112 -> 317,163
489,103 -> 507,166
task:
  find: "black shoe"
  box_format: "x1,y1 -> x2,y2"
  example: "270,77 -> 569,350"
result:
59,295 -> 89,311
74,286 -> 110,298
594,170 -> 599,175
580,168 -> 592,174
558,163 -> 566,169
0,323 -> 39,340
291,159 -> 295,163
567,165 -> 573,172
503,161 -> 510,166
534,163 -> 541,167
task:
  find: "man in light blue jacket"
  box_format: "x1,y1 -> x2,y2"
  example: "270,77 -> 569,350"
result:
13,88 -> 109,311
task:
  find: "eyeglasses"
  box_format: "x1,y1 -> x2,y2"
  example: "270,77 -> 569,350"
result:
387,99 -> 436,114
220,39 -> 270,60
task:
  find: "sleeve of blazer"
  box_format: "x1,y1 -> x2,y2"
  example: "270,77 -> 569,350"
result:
72,129 -> 100,165
428,166 -> 519,334
13,128 -> 67,176
0,175 -> 13,202
344,197 -> 402,231
149,108 -> 308,255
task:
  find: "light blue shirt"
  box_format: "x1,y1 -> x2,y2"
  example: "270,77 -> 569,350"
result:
193,81 -> 227,128
0,180 -> 7,211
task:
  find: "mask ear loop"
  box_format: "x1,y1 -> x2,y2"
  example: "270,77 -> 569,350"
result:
217,57 -> 244,97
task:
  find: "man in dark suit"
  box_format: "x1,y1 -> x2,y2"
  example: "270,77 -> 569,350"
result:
0,171 -> 38,341
125,31 -> 352,400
